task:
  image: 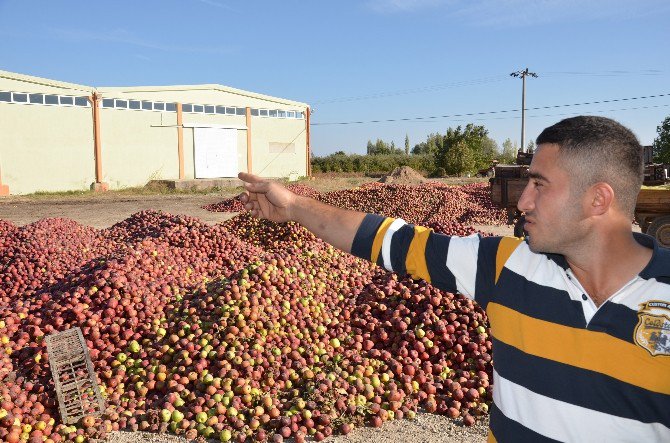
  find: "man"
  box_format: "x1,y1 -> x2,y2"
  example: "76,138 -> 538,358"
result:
238,116 -> 670,441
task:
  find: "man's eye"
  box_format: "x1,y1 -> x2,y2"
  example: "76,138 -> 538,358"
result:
534,181 -> 543,187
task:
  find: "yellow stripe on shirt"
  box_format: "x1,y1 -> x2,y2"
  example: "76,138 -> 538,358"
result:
405,226 -> 433,283
487,302 -> 670,395
495,237 -> 524,284
370,217 -> 395,263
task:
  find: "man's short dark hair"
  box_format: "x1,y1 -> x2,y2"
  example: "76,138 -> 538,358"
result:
536,116 -> 643,216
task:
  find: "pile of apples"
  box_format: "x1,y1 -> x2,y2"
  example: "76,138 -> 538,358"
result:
205,182 -> 507,231
1,207 -> 493,443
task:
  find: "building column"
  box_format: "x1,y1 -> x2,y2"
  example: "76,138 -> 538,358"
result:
306,107 -> 311,177
89,92 -> 108,192
246,107 -> 252,174
0,166 -> 8,196
176,103 -> 185,179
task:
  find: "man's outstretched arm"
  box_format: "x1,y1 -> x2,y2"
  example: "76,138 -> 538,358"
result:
238,172 -> 366,253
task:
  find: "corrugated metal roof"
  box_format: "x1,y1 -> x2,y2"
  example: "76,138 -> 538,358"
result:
0,69 -> 309,108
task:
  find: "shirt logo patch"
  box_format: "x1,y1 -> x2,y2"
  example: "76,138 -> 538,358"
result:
634,300 -> 670,357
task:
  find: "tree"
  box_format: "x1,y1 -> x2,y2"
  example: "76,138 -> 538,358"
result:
653,116 -> 670,163
435,124 -> 490,172
366,140 -> 374,155
500,138 -> 518,164
405,134 -> 410,155
526,140 -> 536,154
444,140 -> 475,175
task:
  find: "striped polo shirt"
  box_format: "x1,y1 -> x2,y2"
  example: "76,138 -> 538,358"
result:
351,214 -> 670,442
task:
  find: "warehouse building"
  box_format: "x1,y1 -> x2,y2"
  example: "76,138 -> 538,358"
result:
0,69 -> 311,195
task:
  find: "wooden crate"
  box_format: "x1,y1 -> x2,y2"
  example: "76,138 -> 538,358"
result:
636,187 -> 670,214
490,177 -> 528,208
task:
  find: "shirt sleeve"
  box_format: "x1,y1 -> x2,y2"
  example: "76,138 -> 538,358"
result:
351,214 -> 506,307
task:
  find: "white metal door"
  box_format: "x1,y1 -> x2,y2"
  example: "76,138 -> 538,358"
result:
193,128 -> 238,178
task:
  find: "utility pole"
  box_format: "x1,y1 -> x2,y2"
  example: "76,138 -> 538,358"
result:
510,68 -> 538,153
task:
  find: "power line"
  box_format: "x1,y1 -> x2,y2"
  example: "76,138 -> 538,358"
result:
308,70 -> 666,105
311,92 -> 670,126
310,75 -> 508,105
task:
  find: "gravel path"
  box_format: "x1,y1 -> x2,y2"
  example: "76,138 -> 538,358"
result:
106,413 -> 489,443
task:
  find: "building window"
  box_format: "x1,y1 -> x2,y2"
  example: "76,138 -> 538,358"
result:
75,96 -> 89,107
102,98 -> 114,108
236,107 -> 246,116
225,107 -> 235,115
115,99 -> 127,109
59,96 -> 74,105
182,104 -> 193,112
0,91 -> 10,102
44,94 -> 59,105
269,142 -> 295,153
29,93 -> 44,104
204,105 -> 215,114
269,109 -> 277,117
278,110 -> 286,118
129,100 -> 141,110
13,93 -> 28,103
154,102 -> 165,111
216,105 -> 226,114
165,103 -> 176,112
193,104 -> 204,113
250,108 -> 259,116
259,109 -> 268,117
142,101 -> 152,110
287,110 -> 295,118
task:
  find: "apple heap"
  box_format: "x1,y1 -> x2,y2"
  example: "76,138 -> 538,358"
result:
1,208 -> 493,443
205,182 -> 507,230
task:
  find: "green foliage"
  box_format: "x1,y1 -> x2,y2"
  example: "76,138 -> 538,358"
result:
500,138 -> 518,164
443,140 -> 475,175
405,134 -> 410,155
366,138 -> 404,155
653,116 -> 670,163
311,153 -> 435,175
435,124 -> 495,173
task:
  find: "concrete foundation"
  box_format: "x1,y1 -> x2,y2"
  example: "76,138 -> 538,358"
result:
146,178 -> 243,191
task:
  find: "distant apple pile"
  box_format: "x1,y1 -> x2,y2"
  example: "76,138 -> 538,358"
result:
1,207 -> 494,443
204,182 -> 508,234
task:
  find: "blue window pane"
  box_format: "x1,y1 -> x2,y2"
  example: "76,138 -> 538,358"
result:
193,104 -> 204,113
142,101 -> 152,110
259,109 -> 268,117
205,105 -> 214,114
45,95 -> 60,105
0,91 -> 10,102
115,99 -> 127,108
216,105 -> 226,114
29,94 -> 44,104
269,110 -> 277,117
129,100 -> 140,110
236,107 -> 246,115
102,98 -> 114,108
60,96 -> 73,105
75,97 -> 88,107
250,108 -> 259,116
165,103 -> 176,112
13,93 -> 28,103
278,110 -> 286,118
154,102 -> 165,111
182,104 -> 193,112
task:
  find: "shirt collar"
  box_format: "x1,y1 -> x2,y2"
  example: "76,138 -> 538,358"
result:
535,232 -> 670,278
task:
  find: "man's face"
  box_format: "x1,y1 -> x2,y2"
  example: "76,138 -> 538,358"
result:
517,144 -> 588,254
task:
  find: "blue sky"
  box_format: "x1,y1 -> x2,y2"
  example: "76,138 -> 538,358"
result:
1,0 -> 669,155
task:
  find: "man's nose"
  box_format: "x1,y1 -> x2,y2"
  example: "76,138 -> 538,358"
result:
517,182 -> 534,213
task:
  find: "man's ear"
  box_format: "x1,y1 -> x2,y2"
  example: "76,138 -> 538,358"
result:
589,182 -> 614,216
